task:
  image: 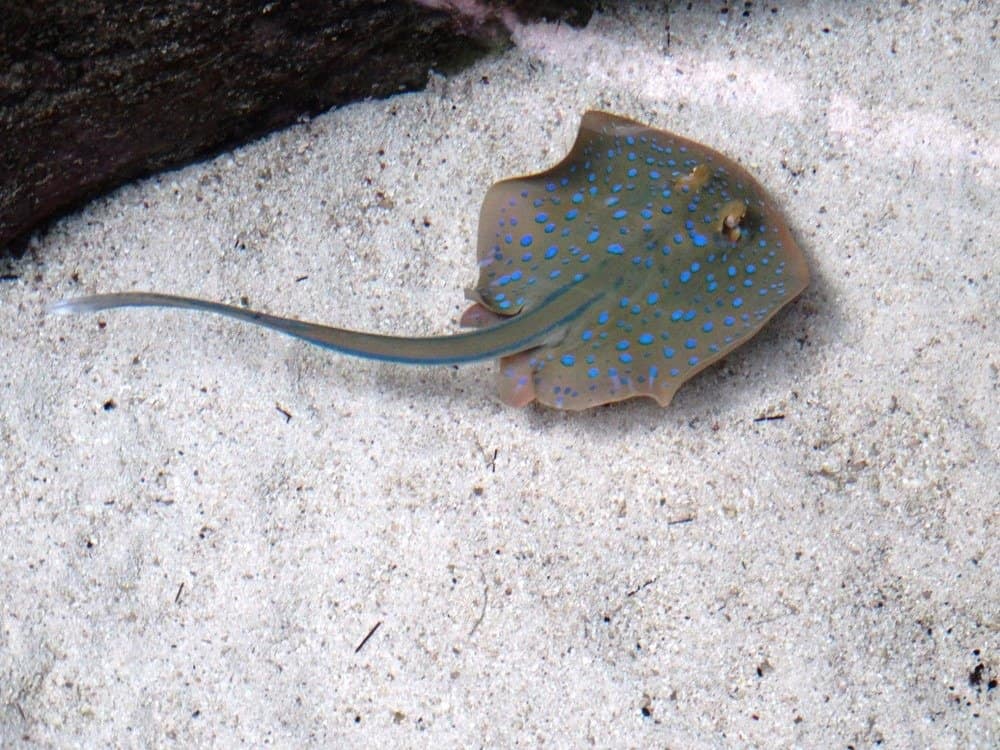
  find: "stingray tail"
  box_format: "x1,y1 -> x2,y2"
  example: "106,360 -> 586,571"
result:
50,290 -> 600,366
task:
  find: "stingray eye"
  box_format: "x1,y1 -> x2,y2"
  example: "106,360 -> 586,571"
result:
674,163 -> 711,194
717,200 -> 749,243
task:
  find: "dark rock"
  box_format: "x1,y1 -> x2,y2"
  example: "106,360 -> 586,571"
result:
0,0 -> 595,256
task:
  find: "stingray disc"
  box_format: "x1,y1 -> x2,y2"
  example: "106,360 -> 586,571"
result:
463,110 -> 809,409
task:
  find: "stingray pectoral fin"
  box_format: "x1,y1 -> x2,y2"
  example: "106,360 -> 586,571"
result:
51,287 -> 601,367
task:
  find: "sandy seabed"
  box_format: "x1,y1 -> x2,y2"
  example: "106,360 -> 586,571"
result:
2,2 -> 996,747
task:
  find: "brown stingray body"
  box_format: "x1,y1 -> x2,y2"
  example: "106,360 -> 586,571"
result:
459,111 -> 809,408
53,111 -> 808,410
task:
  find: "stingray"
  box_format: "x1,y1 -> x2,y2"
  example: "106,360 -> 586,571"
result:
52,111 -> 809,410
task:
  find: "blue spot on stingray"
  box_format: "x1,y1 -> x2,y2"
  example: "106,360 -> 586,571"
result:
598,310 -> 610,325
544,223 -> 556,233
683,310 -> 696,321
535,213 -> 548,223
504,234 -> 513,244
662,205 -> 674,214
607,243 -> 624,255
619,353 -> 633,364
544,246 -> 558,259
670,368 -> 680,377
612,209 -> 628,220
649,365 -> 659,381
565,209 -> 578,220
702,322 -> 714,332
521,252 -> 533,262
587,367 -> 599,378
724,316 -> 735,326
680,270 -> 691,283
727,265 -> 737,277
685,338 -> 697,349
499,300 -> 512,310
520,235 -> 533,247
733,297 -> 744,308
688,356 -> 699,366
616,340 -> 630,351
560,354 -> 575,367
587,230 -> 600,243
674,234 -> 684,244
746,263 -> 756,274
510,217 -> 519,227
581,330 -> 593,342
510,270 -> 522,281
573,272 -> 584,283
549,270 -> 561,279
572,193 -> 583,204
646,292 -> 659,305
638,333 -> 654,345
663,347 -> 675,359
690,262 -> 701,273
546,183 -> 557,192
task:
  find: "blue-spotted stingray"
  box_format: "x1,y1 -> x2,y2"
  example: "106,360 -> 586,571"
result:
53,111 -> 809,410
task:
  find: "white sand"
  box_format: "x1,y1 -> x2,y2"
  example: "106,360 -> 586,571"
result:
2,3 -> 996,746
